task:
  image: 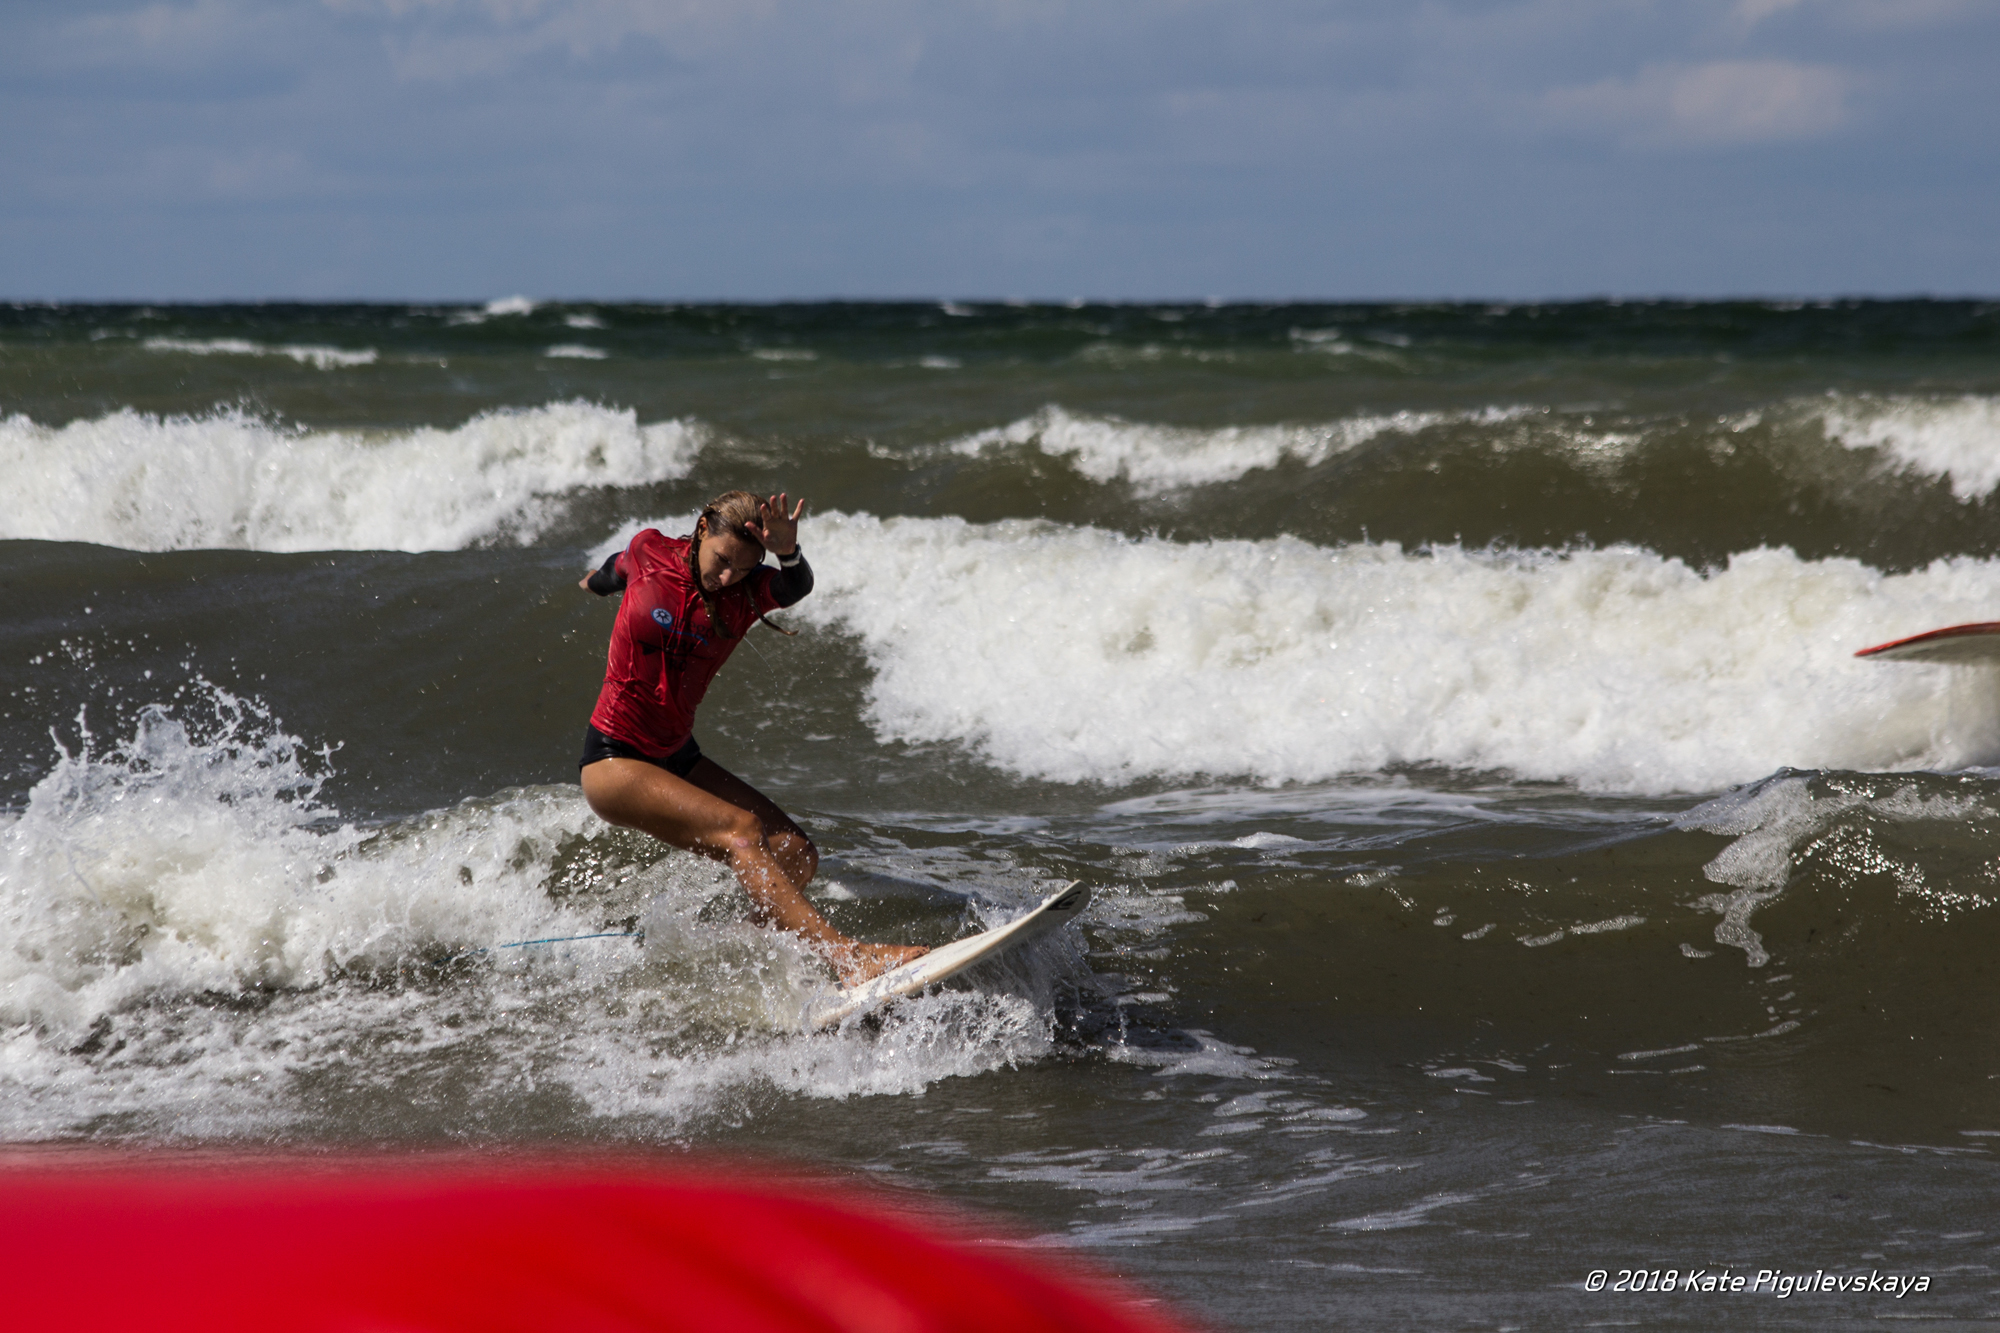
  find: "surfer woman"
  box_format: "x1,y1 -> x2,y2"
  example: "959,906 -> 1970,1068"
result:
578,490 -> 927,985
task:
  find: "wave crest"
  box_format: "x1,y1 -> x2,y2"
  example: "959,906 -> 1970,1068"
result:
1,401 -> 704,552
1821,394 -> 2000,500
949,404 -> 1527,493
772,512 -> 2000,794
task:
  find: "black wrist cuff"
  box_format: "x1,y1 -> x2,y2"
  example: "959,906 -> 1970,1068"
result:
585,551 -> 625,595
778,546 -> 804,568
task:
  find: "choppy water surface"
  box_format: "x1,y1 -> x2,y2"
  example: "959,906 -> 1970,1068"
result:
6,299 -> 2000,1329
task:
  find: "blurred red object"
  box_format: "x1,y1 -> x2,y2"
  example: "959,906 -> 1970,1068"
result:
0,1153 -> 1200,1333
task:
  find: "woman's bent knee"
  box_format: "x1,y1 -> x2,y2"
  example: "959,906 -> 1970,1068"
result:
768,828 -> 818,879
716,808 -> 769,858
579,763 -> 628,825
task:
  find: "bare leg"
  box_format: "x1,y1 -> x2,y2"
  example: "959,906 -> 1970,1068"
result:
580,756 -> 926,985
681,758 -> 822,899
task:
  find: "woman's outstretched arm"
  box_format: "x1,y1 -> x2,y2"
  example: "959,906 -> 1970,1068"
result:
579,550 -> 626,594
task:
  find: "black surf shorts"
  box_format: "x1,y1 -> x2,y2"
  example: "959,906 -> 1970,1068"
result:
579,725 -> 702,778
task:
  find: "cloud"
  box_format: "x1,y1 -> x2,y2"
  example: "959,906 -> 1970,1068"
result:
1544,59 -> 1858,146
23,0 -> 303,91
319,0 -> 770,82
3,0 -> 1993,298
1727,0 -> 1985,31
1732,0 -> 1808,26
79,0 -> 239,49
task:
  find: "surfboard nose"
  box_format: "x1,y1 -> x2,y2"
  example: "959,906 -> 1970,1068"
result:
803,880 -> 1094,1029
1046,881 -> 1089,913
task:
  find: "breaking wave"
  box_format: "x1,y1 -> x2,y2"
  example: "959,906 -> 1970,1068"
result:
764,512 -> 2000,794
1,401 -> 703,552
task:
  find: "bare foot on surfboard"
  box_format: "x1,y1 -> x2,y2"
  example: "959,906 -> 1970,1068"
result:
830,941 -> 929,987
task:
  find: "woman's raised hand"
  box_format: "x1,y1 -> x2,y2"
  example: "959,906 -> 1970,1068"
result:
750,492 -> 805,555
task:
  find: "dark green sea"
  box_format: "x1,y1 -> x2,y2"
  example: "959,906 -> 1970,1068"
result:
5,299 -> 2000,1329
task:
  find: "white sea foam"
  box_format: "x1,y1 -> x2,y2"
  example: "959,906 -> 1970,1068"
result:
0,690 -> 1058,1138
947,396 -> 2000,499
1288,327 -> 1409,361
444,296 -> 536,327
142,338 -> 377,370
544,344 -> 608,359
1673,772 -> 1999,964
1332,1190 -> 1482,1232
949,405 -> 1527,493
746,512 -> 2000,795
1,401 -> 703,552
0,689 -> 588,1044
1820,394 -> 2000,499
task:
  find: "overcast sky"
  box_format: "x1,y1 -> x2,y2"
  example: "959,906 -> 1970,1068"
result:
5,0 -> 1996,301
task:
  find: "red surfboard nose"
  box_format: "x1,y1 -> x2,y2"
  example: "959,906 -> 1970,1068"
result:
1856,621 -> 2000,663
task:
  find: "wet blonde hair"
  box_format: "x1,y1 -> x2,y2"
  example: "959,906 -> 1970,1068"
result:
687,490 -> 765,639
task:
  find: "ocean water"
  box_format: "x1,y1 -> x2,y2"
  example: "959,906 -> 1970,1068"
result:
5,298 -> 2000,1329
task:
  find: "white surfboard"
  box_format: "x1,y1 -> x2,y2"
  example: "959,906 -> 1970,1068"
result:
1856,621 -> 2000,665
804,881 -> 1091,1030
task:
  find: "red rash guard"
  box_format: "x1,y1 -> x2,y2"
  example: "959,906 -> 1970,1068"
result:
588,528 -> 787,758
